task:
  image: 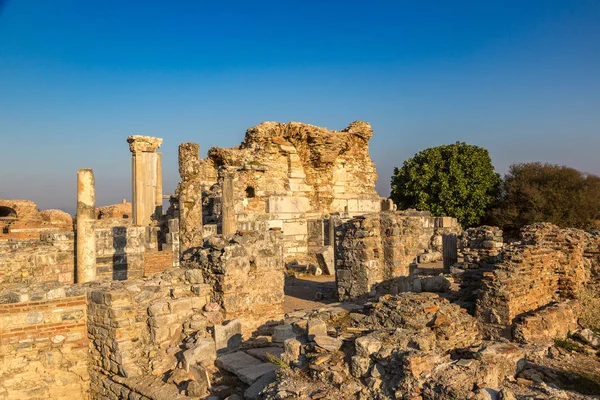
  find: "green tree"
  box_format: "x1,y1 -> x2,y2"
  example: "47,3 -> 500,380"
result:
390,142 -> 501,227
488,162 -> 600,235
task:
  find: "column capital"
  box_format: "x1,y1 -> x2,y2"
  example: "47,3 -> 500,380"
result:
127,135 -> 163,153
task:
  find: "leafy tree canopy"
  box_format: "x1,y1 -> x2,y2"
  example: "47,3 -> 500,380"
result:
390,142 -> 501,227
488,162 -> 600,235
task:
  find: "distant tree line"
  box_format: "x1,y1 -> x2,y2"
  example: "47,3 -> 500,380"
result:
390,142 -> 600,236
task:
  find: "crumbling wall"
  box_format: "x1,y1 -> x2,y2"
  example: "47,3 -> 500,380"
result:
336,211 -> 457,301
0,284 -> 89,399
87,270 -> 212,397
179,121 -> 382,263
0,219 -> 176,287
476,223 -> 600,338
0,232 -> 75,286
0,200 -> 72,240
458,225 -> 504,266
182,230 -> 285,336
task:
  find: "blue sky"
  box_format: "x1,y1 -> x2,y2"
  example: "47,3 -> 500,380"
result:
1,0 -> 599,214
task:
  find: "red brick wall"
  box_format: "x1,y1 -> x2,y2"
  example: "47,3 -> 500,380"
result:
143,249 -> 173,276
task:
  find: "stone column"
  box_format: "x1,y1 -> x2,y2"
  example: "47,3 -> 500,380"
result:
178,143 -> 203,253
76,168 -> 96,283
155,152 -> 163,216
221,173 -> 236,236
127,135 -> 163,226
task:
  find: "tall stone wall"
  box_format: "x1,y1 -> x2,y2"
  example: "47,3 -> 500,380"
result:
336,211 -> 458,301
178,121 -> 382,263
476,223 -> 600,338
0,284 -> 89,399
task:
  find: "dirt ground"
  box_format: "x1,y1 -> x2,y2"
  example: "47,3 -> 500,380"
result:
282,262 -> 448,313
283,274 -> 337,313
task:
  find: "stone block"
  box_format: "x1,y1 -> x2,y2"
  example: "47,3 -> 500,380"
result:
183,338 -> 217,370
307,318 -> 327,339
316,246 -> 334,275
272,325 -> 295,343
214,319 -> 242,354
244,370 -> 276,399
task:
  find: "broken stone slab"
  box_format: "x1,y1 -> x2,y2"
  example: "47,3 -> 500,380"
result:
272,325 -> 295,343
243,370 -> 276,400
316,245 -> 334,275
307,318 -> 327,339
216,352 -> 277,385
245,347 -> 284,361
214,319 -> 242,354
313,335 -> 342,352
183,337 -> 217,370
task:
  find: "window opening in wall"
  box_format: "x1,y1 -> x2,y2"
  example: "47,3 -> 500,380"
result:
245,186 -> 255,198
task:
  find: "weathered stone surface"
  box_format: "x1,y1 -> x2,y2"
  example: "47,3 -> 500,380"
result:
245,347 -> 284,361
316,245 -> 334,275
214,319 -> 243,354
273,325 -> 295,343
244,370 -> 276,399
313,335 -> 342,352
307,318 -> 328,338
183,338 -> 217,370
216,351 -> 277,384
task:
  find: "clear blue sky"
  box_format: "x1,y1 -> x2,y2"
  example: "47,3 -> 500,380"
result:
1,1 -> 599,214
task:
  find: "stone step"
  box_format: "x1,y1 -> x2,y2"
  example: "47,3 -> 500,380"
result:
216,351 -> 278,385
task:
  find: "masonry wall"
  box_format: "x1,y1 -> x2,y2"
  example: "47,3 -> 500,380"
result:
0,285 -> 89,400
87,272 -> 212,398
0,232 -> 75,286
335,211 -> 458,301
179,121 -> 382,263
476,223 -> 600,338
95,224 -> 147,281
183,230 -> 285,336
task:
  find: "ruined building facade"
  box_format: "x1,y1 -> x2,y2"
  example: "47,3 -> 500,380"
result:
177,121 -> 383,262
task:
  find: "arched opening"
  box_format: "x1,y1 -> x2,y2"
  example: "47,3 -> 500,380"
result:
245,186 -> 255,198
0,206 -> 17,220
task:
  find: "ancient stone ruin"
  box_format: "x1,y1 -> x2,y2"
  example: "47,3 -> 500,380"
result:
1,121 -> 599,400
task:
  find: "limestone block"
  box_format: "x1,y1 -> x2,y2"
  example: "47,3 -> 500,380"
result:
183,338 -> 217,370
216,351 -> 277,384
313,335 -> 342,352
272,325 -> 295,343
355,335 -> 382,358
267,197 -> 310,214
214,319 -> 242,354
307,318 -> 327,338
316,246 -> 334,275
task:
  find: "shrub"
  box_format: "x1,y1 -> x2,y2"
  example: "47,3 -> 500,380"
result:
488,163 -> 600,236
